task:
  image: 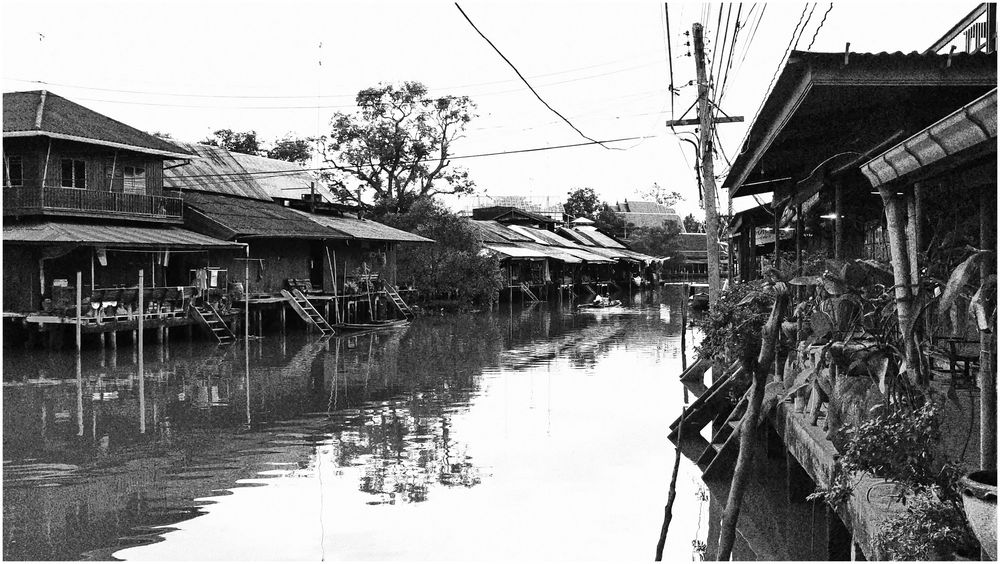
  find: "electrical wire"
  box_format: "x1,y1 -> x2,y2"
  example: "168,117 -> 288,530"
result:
717,3 -> 744,105
805,3 -> 834,51
793,3 -> 819,51
161,133 -> 662,185
454,3 -> 621,151
664,2 -> 675,120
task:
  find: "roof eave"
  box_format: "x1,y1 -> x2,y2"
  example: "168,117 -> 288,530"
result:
3,130 -> 195,159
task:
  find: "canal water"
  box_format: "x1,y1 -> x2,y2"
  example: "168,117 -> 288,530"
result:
3,289 -> 825,561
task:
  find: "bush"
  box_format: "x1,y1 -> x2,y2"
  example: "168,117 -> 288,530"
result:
380,199 -> 504,307
872,493 -> 979,560
695,280 -> 772,367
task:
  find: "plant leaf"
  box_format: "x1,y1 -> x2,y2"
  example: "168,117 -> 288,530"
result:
938,251 -> 988,315
790,275 -> 822,286
811,310 -> 834,338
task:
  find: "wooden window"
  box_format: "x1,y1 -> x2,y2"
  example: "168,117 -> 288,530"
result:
123,165 -> 146,194
61,159 -> 86,188
3,155 -> 22,187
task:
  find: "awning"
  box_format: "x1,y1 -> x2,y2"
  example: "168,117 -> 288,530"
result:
4,221 -> 244,249
483,244 -> 548,260
519,242 -> 583,264
291,209 -> 434,243
861,88 -> 997,188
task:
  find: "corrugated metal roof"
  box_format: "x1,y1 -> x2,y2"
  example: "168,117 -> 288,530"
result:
506,225 -> 583,248
289,209 -> 433,243
517,242 -> 583,263
180,191 -> 340,239
230,152 -> 337,202
3,91 -> 193,159
862,87 -> 998,187
724,50 -> 996,196
483,244 -> 549,259
473,220 -> 534,243
561,247 -> 614,263
163,142 -> 273,200
556,227 -> 592,245
3,221 -> 242,248
571,226 -> 627,249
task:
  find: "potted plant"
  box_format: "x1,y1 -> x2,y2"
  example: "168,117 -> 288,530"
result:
959,469 -> 997,559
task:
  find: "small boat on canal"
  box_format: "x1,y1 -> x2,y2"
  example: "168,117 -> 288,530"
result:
331,319 -> 411,332
688,283 -> 710,311
577,299 -> 622,309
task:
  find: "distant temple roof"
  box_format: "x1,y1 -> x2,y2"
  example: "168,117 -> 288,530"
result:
3,90 -> 193,159
611,200 -> 684,230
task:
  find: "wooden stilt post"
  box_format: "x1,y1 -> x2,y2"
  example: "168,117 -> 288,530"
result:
75,271 -> 83,352
834,180 -> 844,260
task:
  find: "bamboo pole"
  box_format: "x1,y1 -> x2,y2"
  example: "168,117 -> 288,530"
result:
655,406 -> 686,560
879,187 -> 921,386
76,271 -> 84,437
716,286 -> 790,561
328,246 -> 340,324
138,269 -> 145,434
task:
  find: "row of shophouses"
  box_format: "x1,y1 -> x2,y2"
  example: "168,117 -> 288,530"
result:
2,90 -> 661,348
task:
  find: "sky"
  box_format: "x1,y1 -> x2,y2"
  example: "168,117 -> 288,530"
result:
1,1 -> 981,219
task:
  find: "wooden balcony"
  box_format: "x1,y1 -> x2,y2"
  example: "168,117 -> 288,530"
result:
4,185 -> 183,223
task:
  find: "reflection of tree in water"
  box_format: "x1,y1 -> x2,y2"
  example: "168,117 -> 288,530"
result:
321,314 -> 509,504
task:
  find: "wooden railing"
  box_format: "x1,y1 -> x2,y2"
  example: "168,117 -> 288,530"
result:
4,186 -> 183,219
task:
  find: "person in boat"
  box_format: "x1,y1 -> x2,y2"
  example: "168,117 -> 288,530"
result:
592,293 -> 611,306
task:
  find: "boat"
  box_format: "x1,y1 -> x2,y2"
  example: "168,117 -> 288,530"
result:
331,319 -> 411,332
578,300 -> 622,309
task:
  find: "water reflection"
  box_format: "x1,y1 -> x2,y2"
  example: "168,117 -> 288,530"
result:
4,294 -> 698,561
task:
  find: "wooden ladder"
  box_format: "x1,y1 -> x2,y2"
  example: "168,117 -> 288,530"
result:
519,283 -> 542,302
696,387 -> 751,478
667,360 -> 742,443
190,302 -> 237,344
384,283 -> 415,320
281,289 -> 335,334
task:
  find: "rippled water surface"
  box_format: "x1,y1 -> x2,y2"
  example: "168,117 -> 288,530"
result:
4,291 -> 718,561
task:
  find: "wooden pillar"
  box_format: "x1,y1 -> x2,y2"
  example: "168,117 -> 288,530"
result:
109,329 -> 117,350
748,219 -> 757,280
773,204 -> 781,271
75,272 -> 82,352
280,304 -> 286,332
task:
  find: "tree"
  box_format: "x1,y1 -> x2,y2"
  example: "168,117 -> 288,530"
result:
267,135 -> 312,163
594,203 -> 626,236
684,213 -> 705,233
200,129 -> 262,155
635,182 -> 685,207
564,187 -> 600,219
321,81 -> 476,215
380,199 -> 503,306
626,222 -> 682,258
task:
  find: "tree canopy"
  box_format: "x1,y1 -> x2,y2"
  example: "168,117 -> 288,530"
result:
321,81 -> 476,215
200,129 -> 262,155
564,187 -> 600,219
267,135 -> 312,163
380,200 -> 503,306
684,213 -> 705,233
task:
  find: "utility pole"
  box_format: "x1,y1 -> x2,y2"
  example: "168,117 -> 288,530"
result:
694,22 -> 721,308
666,24 -> 742,308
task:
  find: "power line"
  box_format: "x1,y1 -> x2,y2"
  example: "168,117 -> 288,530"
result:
806,3 -> 834,51
793,4 -> 819,51
454,3 -> 620,151
664,2 -> 676,120
717,3 -> 744,106
714,4 -> 733,99
162,133 -> 662,185
3,54 -> 666,101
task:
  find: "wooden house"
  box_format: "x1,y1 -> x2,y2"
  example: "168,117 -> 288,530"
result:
722,50 -> 995,275
2,91 -> 242,347
163,142 -> 431,330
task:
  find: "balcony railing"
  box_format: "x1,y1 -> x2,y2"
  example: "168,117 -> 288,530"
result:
4,185 -> 183,220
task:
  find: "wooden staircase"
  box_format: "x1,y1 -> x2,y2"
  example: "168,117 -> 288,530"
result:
667,360 -> 742,442
519,283 -> 542,302
281,289 -> 335,334
384,284 -> 415,320
189,302 -> 237,344
697,387 -> 751,479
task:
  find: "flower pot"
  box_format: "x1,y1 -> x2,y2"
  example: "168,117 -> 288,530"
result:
959,470 -> 997,559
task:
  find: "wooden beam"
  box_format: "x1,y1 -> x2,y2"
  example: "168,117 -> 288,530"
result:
665,115 -> 744,127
